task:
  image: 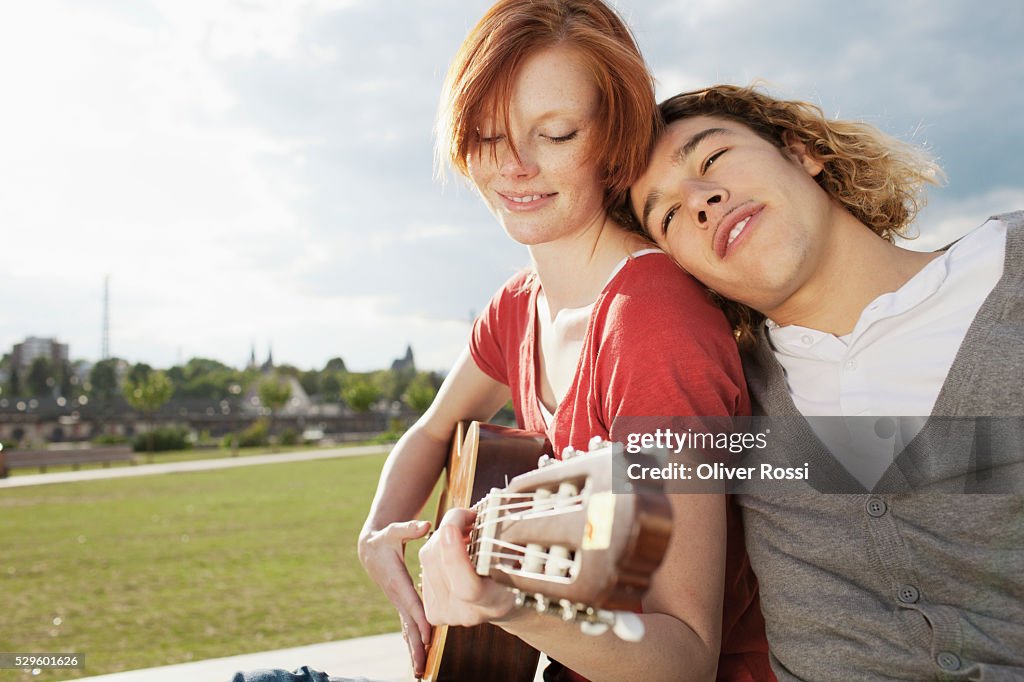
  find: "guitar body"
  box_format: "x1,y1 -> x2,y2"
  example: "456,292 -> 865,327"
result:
423,421 -> 549,682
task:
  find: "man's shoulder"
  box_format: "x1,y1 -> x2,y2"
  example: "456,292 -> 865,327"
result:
990,210 -> 1024,230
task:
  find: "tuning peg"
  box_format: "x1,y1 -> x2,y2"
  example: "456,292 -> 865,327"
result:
561,446 -> 578,460
611,612 -> 645,642
588,435 -> 607,452
537,454 -> 553,468
534,594 -> 550,614
559,599 -> 577,622
579,620 -> 609,636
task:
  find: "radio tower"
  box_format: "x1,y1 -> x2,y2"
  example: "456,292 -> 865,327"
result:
102,275 -> 110,360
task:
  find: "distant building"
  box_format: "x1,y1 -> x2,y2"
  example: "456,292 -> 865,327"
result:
391,344 -> 415,372
11,336 -> 69,373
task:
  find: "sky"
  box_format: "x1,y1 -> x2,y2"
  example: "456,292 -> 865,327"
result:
1,0 -> 1022,372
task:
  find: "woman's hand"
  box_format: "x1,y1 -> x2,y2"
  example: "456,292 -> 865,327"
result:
418,508 -> 517,627
358,520 -> 433,677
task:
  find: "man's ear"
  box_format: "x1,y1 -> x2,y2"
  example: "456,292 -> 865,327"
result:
781,130 -> 825,177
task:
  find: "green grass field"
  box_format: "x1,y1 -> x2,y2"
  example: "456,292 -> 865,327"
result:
0,452 -> 427,681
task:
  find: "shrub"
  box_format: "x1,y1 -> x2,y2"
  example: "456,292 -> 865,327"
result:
92,433 -> 128,446
238,419 -> 269,448
132,426 -> 191,453
278,427 -> 299,447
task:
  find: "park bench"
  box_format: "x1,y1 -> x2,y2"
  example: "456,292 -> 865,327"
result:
0,446 -> 137,478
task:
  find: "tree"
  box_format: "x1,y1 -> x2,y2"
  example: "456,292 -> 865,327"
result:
403,372 -> 438,412
88,359 -> 120,403
26,356 -> 56,397
343,377 -> 380,413
258,376 -> 292,451
127,362 -> 153,385
122,370 -> 175,460
324,357 -> 347,373
320,371 -> 343,402
299,369 -> 321,398
7,365 -> 21,397
170,357 -> 247,400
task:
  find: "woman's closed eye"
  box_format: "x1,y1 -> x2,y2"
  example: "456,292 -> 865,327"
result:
543,130 -> 578,143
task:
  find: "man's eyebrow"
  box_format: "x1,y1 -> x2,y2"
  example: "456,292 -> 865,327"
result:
641,127 -> 731,234
673,127 -> 730,166
641,190 -> 662,235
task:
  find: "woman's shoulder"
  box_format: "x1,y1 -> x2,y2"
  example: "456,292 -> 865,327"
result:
483,268 -> 537,312
604,251 -> 724,320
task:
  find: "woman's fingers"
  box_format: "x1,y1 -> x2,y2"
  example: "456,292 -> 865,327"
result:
419,509 -> 516,626
401,615 -> 429,678
360,520 -> 435,676
385,518 -> 432,541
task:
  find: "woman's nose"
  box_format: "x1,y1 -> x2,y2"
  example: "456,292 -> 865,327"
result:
499,142 -> 539,178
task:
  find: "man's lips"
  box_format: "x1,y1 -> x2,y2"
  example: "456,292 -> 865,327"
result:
712,204 -> 764,258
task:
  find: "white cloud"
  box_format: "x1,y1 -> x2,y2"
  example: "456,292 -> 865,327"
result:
907,187 -> 1024,251
1,0 -> 1021,372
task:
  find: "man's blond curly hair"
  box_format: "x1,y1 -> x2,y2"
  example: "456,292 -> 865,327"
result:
642,85 -> 944,348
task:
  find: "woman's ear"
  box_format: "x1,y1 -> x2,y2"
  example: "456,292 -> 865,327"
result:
781,130 -> 825,177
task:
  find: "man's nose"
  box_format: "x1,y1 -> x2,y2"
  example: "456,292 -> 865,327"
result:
687,184 -> 727,228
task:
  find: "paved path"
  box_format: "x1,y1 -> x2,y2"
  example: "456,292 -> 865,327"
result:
63,633 -> 549,682
65,632 -> 410,682
0,445 -> 391,489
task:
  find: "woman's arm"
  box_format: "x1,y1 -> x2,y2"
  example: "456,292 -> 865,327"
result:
357,346 -> 511,677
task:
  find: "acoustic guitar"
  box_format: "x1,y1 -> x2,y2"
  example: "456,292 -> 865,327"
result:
421,421 -> 673,682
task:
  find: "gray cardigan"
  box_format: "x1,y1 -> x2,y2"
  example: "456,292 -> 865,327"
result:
739,212 -> 1024,680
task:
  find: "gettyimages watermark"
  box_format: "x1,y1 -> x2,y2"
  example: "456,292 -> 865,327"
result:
610,415 -> 1024,494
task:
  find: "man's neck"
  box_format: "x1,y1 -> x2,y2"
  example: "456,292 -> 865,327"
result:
767,214 -> 941,335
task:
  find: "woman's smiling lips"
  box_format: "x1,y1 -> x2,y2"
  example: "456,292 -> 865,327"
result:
713,203 -> 764,258
497,191 -> 557,211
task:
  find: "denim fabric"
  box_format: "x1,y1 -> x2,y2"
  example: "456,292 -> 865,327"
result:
231,665 -> 375,682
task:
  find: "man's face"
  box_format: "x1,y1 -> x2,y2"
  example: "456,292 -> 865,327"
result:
630,115 -> 831,316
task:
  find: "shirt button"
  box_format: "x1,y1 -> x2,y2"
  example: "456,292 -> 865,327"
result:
936,652 -> 961,671
801,334 -> 813,345
897,584 -> 920,604
865,497 -> 888,517
845,359 -> 858,370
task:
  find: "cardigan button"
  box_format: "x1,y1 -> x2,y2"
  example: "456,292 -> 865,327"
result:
865,497 -> 888,518
897,584 -> 920,604
936,652 -> 961,671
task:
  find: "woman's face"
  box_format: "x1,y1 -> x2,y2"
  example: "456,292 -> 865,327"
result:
467,45 -> 606,247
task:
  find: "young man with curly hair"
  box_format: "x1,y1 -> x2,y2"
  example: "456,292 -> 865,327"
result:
628,85 -> 1024,681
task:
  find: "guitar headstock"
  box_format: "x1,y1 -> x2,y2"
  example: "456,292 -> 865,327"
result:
468,437 -> 672,638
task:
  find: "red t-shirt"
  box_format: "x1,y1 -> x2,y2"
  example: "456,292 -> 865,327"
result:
470,252 -> 774,681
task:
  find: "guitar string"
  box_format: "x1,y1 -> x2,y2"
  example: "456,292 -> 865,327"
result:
469,503 -> 586,544
464,489 -> 588,562
470,539 -> 577,570
471,492 -> 586,516
467,500 -> 585,566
